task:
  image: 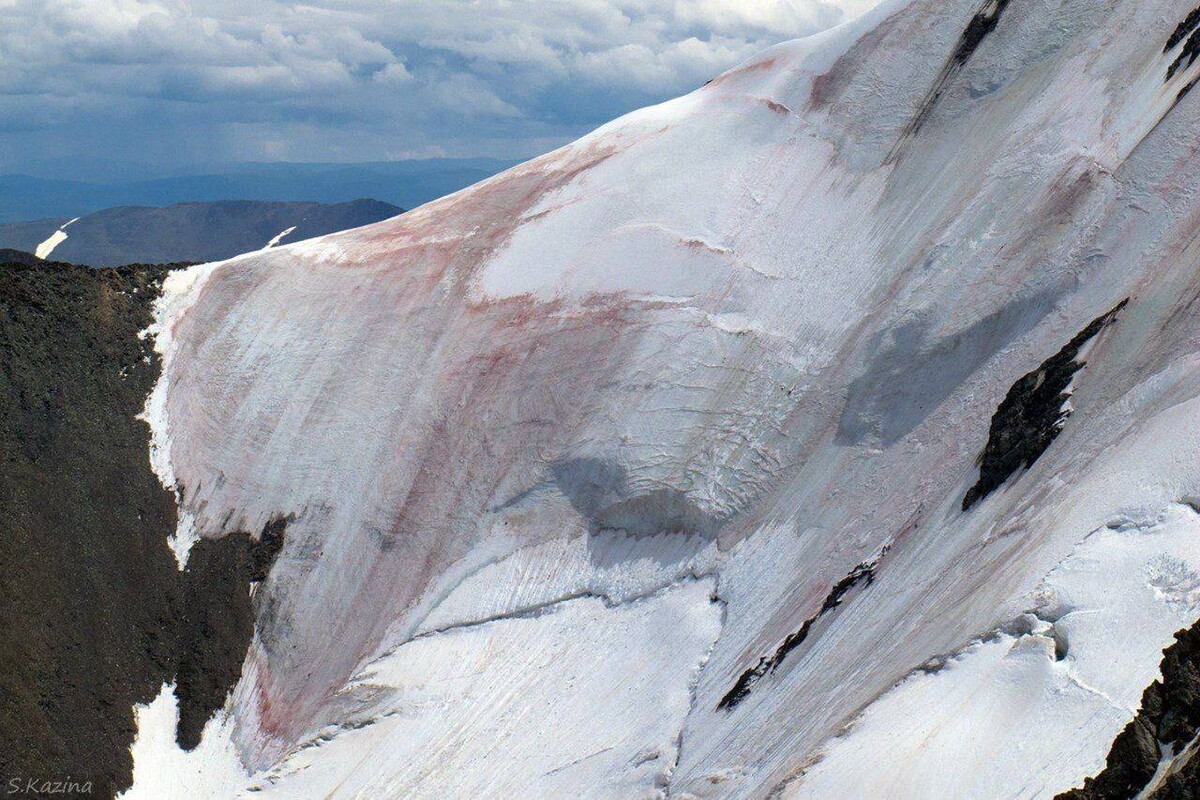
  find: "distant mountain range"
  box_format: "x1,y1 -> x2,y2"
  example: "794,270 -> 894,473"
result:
0,199 -> 401,267
0,158 -> 516,223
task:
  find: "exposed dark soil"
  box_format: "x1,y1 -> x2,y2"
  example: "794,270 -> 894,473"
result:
0,260 -> 284,797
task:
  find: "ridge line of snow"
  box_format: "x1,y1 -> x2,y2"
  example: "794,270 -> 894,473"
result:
138,261 -> 223,569
664,587 -> 728,798
389,572 -> 719,663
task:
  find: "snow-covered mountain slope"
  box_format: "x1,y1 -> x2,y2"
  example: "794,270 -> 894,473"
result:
128,0 -> 1200,797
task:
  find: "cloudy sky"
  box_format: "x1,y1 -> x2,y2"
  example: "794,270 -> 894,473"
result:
0,0 -> 875,175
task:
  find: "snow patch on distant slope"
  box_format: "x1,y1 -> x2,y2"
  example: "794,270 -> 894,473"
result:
34,217 -> 78,259
263,226 -> 297,250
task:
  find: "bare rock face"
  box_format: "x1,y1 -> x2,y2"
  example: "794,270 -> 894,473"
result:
1058,617 -> 1200,799
9,0 -> 1200,797
0,261 -> 179,798
0,262 -> 288,797
962,301 -> 1127,511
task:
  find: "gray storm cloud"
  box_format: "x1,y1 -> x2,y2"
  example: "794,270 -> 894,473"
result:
0,0 -> 876,167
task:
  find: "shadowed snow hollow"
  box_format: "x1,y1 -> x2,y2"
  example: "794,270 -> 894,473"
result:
127,0 -> 1200,797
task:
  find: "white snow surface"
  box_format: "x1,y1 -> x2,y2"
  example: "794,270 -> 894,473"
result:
34,217 -> 78,259
249,579 -> 722,799
119,684 -> 247,800
131,0 -> 1200,797
788,500 -> 1200,799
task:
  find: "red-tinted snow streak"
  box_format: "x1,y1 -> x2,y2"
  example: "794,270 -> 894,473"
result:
158,136 -> 695,764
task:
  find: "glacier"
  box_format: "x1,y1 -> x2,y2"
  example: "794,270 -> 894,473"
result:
120,0 -> 1200,796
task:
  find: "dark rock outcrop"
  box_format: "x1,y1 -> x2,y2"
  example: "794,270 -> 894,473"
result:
0,249 -> 41,265
175,518 -> 288,750
718,553 -> 886,711
963,301 -> 1126,511
891,0 -> 1013,152
1057,621 -> 1200,799
0,259 -> 285,797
